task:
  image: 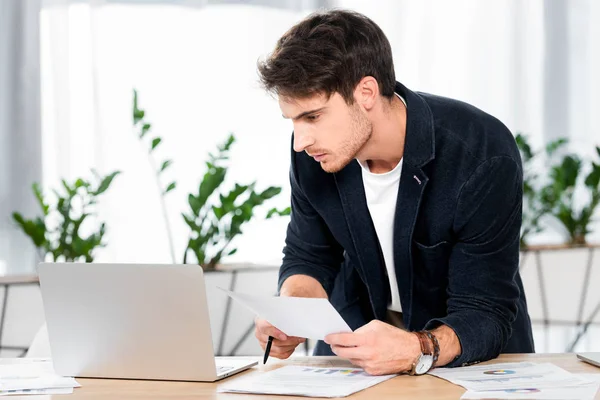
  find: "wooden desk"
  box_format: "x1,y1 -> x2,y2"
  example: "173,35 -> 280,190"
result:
6,353 -> 600,399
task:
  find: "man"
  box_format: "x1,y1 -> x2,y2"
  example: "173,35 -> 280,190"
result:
254,9 -> 534,376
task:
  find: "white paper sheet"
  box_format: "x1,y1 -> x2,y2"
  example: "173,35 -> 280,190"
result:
428,362 -> 590,392
219,288 -> 352,340
460,373 -> 600,399
0,387 -> 74,396
0,360 -> 80,393
217,365 -> 396,398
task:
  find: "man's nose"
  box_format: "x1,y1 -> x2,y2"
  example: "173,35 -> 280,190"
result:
293,129 -> 314,153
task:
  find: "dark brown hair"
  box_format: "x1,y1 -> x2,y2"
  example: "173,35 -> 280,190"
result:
257,9 -> 396,104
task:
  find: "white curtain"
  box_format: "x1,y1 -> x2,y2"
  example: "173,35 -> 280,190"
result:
0,0 -> 43,274
38,0 -> 600,270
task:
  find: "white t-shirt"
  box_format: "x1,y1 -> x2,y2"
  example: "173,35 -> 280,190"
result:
356,93 -> 406,313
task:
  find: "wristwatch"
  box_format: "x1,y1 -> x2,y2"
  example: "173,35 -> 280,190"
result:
409,331 -> 437,375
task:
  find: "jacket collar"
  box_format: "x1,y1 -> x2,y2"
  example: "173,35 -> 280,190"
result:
394,81 -> 435,168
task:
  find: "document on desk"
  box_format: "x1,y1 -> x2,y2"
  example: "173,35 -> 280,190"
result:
0,360 -> 80,394
429,362 -> 591,392
460,373 -> 600,399
219,288 -> 352,339
0,387 -> 74,396
217,366 -> 396,398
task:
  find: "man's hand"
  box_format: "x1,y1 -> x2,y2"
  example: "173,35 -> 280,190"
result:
253,274 -> 326,359
325,320 -> 421,375
254,317 -> 306,359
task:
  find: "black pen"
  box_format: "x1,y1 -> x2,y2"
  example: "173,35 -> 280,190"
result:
263,336 -> 274,364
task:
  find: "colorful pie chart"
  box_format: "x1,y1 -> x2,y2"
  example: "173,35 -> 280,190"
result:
482,369 -> 516,375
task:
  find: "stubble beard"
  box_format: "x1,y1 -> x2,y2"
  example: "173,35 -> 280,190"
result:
320,105 -> 373,173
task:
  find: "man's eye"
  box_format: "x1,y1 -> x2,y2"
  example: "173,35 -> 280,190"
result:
306,115 -> 319,121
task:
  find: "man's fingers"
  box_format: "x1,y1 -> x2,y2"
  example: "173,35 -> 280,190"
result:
325,332 -> 363,347
254,318 -> 306,358
271,343 -> 299,354
256,331 -> 304,347
269,348 -> 295,359
330,344 -> 365,360
255,318 -> 288,340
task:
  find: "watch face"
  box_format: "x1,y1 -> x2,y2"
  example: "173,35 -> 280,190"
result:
415,355 -> 434,375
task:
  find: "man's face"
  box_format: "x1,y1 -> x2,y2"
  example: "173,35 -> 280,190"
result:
280,92 -> 372,173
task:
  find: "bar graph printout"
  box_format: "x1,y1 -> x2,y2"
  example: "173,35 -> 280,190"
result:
218,366 -> 397,398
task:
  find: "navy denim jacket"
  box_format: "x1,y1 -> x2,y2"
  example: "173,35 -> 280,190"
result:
278,82 -> 535,367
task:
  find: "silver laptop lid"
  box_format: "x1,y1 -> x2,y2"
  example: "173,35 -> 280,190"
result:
38,262 -> 218,381
577,353 -> 600,368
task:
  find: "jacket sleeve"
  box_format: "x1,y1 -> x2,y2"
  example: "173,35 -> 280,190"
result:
278,154 -> 344,296
425,155 -> 523,367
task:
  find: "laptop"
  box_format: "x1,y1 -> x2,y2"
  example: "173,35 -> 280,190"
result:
577,353 -> 600,368
38,262 -> 257,381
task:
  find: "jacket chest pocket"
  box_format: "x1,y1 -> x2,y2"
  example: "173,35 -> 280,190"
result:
412,240 -> 452,287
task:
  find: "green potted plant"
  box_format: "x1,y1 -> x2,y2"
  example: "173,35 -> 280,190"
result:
515,133 -> 567,248
131,89 -> 290,270
515,138 -> 600,350
182,134 -> 290,270
12,171 -> 120,262
540,146 -> 600,245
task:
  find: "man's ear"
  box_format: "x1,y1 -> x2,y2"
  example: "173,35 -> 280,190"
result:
353,76 -> 379,111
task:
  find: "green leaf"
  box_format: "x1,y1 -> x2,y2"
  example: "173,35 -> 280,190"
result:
584,163 -> 600,188
94,171 -> 121,196
219,134 -> 236,153
266,206 -> 291,219
182,213 -> 199,231
197,167 -> 227,210
31,217 -> 47,247
133,89 -> 145,125
212,205 -> 226,220
75,178 -> 86,189
266,208 -> 277,219
12,213 -> 47,247
227,248 -> 237,256
258,186 -> 282,200
140,123 -> 151,138
188,194 -> 202,215
514,133 -> 533,162
160,160 -> 172,172
219,184 -> 249,214
164,182 -> 176,194
546,138 -> 568,156
12,212 -> 25,225
133,109 -> 145,125
61,179 -> 74,196
150,137 -> 161,151
560,155 -> 581,189
32,183 -> 50,215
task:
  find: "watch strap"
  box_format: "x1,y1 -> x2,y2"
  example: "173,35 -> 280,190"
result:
423,330 -> 440,366
409,332 -> 434,376
415,331 -> 433,355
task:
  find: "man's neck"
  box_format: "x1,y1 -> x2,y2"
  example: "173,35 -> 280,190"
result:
359,94 -> 407,174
